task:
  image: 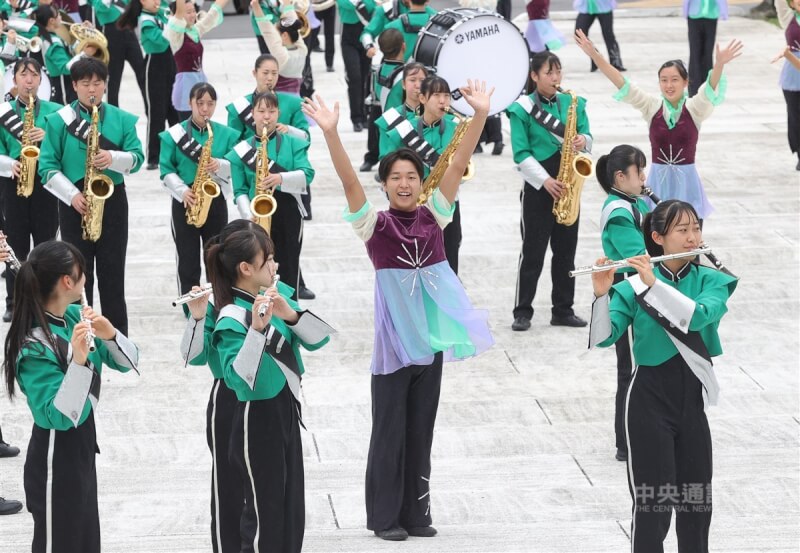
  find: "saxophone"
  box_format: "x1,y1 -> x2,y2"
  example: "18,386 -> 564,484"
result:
82,97 -> 114,242
249,126 -> 277,233
552,87 -> 593,226
185,119 -> 220,228
17,94 -> 40,198
417,109 -> 474,206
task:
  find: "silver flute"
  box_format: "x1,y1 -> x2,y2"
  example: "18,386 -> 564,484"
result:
172,284 -> 213,307
80,290 -> 97,353
570,246 -> 712,277
0,233 -> 21,273
258,274 -> 280,318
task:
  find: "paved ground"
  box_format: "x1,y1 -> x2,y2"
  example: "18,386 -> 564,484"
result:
1,11 -> 798,553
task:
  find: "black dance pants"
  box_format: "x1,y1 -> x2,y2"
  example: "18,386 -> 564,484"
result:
103,22 -> 147,108
270,190 -> 304,302
364,103 -> 382,165
171,193 -> 228,295
783,89 -> 800,157
687,18 -> 717,97
625,355 -> 713,553
144,50 -> 179,165
316,5 -> 337,68
206,379 -> 242,553
1,176 -> 59,309
575,12 -> 624,70
513,154 -> 578,321
341,22 -> 371,125
24,413 -> 100,553
365,353 -> 443,532
443,200 -> 461,275
229,385 -> 304,553
58,181 -> 129,336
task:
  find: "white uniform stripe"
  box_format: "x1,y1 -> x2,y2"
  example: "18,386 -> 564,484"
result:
243,401 -> 261,553
514,184 -> 527,309
624,366 -> 640,552
46,429 -> 55,553
170,212 -> 181,294
211,380 -> 222,550
144,55 -> 153,162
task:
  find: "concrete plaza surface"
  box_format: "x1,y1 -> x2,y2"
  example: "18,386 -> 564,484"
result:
1,12 -> 799,553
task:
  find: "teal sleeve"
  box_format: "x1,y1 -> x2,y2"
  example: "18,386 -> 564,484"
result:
597,284 -> 636,348
226,104 -> 246,139
120,113 -> 145,173
604,216 -> 646,259
577,97 -> 592,138
703,72 -> 727,106
140,21 -> 170,54
290,139 -> 314,185
226,150 -> 249,199
342,200 -> 371,222
361,7 -> 386,40
45,42 -> 72,77
509,111 -> 534,165
17,350 -> 89,431
158,131 -> 179,180
688,274 -> 735,332
38,113 -> 66,182
0,125 -> 11,157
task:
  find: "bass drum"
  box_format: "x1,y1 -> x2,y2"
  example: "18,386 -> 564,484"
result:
413,8 -> 529,116
3,68 -> 51,101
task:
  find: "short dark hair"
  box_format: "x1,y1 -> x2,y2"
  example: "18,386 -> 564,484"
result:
420,75 -> 450,97
13,57 -> 42,78
189,82 -> 217,102
252,91 -> 279,110
403,62 -> 427,82
658,59 -> 689,81
642,200 -> 700,256
378,148 -> 424,183
378,28 -> 404,59
595,144 -> 647,194
70,58 -> 108,83
528,51 -> 561,94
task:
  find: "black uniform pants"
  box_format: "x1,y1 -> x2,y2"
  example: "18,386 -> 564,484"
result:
480,113 -> 503,144
443,200 -> 461,275
365,353 -> 443,532
341,22 -> 371,125
513,155 -> 578,320
687,18 -> 717,97
144,51 -> 179,165
1,176 -> 59,309
59,182 -> 129,336
24,413 -> 100,553
626,356 -> 713,553
364,103 -> 382,165
206,379 -> 242,553
103,23 -> 147,108
316,6 -> 337,68
613,271 -> 633,451
256,34 -> 271,55
575,12 -> 623,70
783,89 -> 800,157
171,193 -> 228,295
496,0 -> 511,20
271,190 -> 303,302
52,73 -> 77,106
229,386 -> 304,553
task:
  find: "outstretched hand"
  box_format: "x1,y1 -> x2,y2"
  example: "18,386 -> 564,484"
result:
459,79 -> 494,115
302,95 -> 340,133
715,39 -> 744,67
574,29 -> 598,59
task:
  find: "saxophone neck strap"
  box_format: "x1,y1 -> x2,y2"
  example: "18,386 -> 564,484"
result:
0,102 -> 24,142
519,93 -> 567,139
59,105 -> 121,151
234,94 -> 256,131
168,121 -> 204,164
237,133 -> 286,173
393,118 -> 439,168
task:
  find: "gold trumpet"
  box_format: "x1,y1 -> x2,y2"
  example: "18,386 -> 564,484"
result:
70,23 -> 110,65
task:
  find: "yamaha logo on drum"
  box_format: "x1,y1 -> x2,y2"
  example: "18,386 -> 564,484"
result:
453,23 -> 501,45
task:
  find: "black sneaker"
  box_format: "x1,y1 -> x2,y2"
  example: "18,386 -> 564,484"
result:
2,308 -> 11,322
0,497 -> 23,515
615,448 -> 628,462
298,286 -> 316,300
550,314 -> 587,328
0,441 -> 20,458
375,527 -> 408,541
491,142 -> 504,156
407,526 -> 437,537
511,316 -> 531,331
359,161 -> 376,172
146,162 -> 158,171
353,122 -> 364,132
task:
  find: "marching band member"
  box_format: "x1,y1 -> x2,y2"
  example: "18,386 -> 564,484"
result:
226,53 -> 309,142
207,221 -> 332,553
159,82 -> 239,295
166,0 -> 227,120
392,60 -> 426,114
523,0 -> 564,53
507,51 -> 592,332
0,58 -> 61,323
575,30 -> 742,221
312,0 -> 336,72
2,240 -> 140,553
303,84 -> 493,541
36,5 -> 85,104
225,91 -> 314,301
361,0 -> 408,60
118,0 -> 180,170
573,0 -> 625,72
250,0 -> 281,54
88,0 -> 148,107
38,57 -> 144,336
383,0 -> 434,62
684,0 -> 728,96
589,199 -> 737,553
336,0 -> 374,132
595,144 -> 650,462
252,0 -> 307,95
776,0 -> 800,170
179,219 -> 260,553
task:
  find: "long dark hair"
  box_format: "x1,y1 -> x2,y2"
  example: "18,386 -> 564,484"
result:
3,241 -> 85,398
527,51 -> 561,94
117,0 -> 144,31
34,5 -> 59,42
418,75 -> 449,116
595,144 -> 647,194
205,222 -> 274,309
642,200 -> 699,256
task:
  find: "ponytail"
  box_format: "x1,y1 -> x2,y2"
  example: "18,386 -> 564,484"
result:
595,144 -> 647,194
3,241 -> 85,398
33,5 -> 58,43
117,0 -> 144,31
642,200 -> 699,257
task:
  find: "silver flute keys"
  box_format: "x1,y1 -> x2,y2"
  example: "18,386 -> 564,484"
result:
570,246 -> 712,277
0,233 -> 21,272
258,274 -> 280,318
80,290 -> 97,352
172,284 -> 213,307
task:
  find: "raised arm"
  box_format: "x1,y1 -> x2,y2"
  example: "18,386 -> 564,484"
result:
708,39 -> 743,91
575,29 -> 625,89
302,96 -> 367,213
437,80 -> 492,204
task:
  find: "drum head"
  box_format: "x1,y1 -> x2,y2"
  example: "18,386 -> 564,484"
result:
3,68 -> 51,101
419,9 -> 529,116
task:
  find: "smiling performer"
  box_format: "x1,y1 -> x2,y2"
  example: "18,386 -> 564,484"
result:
302,82 -> 494,542
575,29 -> 742,220
589,199 -> 737,553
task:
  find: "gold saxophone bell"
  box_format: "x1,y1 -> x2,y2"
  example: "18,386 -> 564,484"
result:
87,174 -> 114,201
70,23 -> 110,65
250,127 -> 277,233
186,120 -> 220,228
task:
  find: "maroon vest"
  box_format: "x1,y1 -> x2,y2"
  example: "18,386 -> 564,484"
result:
787,15 -> 800,52
174,34 -> 204,73
649,104 -> 699,166
365,208 -> 447,271
526,0 -> 550,19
